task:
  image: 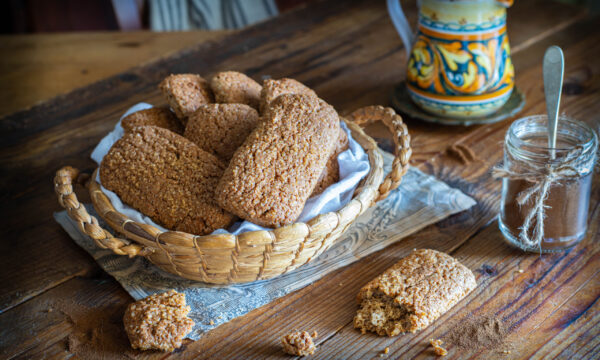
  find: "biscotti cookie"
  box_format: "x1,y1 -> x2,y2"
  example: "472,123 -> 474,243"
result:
184,103 -> 259,162
159,74 -> 214,124
354,249 -> 476,336
311,127 -> 349,196
121,107 -> 183,134
100,126 -> 235,235
123,290 -> 194,352
260,78 -> 317,113
210,71 -> 262,109
216,94 -> 340,227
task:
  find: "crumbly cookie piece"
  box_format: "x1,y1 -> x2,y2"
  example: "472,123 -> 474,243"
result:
311,127 -> 349,196
184,103 -> 259,162
121,107 -> 184,134
100,126 -> 235,235
123,290 -> 194,352
260,78 -> 317,113
210,71 -> 262,109
354,249 -> 476,336
216,94 -> 339,227
159,74 -> 214,124
281,331 -> 317,356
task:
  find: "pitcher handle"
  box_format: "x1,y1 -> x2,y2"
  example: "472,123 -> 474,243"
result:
386,0 -> 415,51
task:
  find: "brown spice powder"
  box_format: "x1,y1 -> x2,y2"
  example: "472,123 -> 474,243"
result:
444,315 -> 508,352
52,298 -> 137,359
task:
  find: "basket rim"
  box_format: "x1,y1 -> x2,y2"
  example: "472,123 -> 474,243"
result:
89,118 -> 386,253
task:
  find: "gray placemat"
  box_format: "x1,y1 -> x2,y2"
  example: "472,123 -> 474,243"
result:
54,152 -> 476,340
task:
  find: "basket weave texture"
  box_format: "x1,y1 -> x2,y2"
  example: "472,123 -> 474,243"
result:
54,106 -> 411,284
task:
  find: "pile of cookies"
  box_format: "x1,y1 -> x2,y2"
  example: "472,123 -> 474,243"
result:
100,72 -> 349,235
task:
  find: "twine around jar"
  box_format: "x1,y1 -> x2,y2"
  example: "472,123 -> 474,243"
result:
492,147 -> 584,249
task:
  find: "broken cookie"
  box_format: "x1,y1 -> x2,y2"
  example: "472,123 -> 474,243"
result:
123,290 -> 194,352
354,249 -> 476,336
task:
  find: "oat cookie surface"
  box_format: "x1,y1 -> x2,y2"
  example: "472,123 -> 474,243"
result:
281,331 -> 317,356
159,74 -> 214,123
210,71 -> 262,109
185,103 -> 259,162
123,290 -> 194,352
216,93 -> 339,227
260,78 -> 317,113
311,127 -> 349,196
121,107 -> 183,134
354,249 -> 476,336
100,126 -> 235,235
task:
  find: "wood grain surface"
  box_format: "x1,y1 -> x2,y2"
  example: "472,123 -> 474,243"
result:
0,30 -> 230,117
0,0 -> 599,358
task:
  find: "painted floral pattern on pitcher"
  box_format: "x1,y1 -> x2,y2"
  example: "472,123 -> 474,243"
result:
388,0 -> 515,119
407,31 -> 513,96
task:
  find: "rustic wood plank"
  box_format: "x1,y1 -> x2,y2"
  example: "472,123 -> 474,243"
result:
314,192 -> 599,359
0,276 -> 134,359
0,0 -> 585,315
0,0 -> 596,358
0,30 -> 231,118
537,294 -> 600,359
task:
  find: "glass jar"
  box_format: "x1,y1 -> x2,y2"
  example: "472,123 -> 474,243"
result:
498,115 -> 598,252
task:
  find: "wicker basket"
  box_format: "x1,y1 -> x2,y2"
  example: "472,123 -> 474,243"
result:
54,106 -> 411,284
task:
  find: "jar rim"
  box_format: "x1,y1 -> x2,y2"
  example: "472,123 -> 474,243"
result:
507,115 -> 598,158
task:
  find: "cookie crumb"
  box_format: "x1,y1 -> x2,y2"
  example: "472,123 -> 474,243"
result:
384,347 -> 389,354
430,339 -> 448,356
501,350 -> 512,354
281,331 -> 316,356
312,331 -> 318,339
517,269 -> 524,273
209,320 -> 215,325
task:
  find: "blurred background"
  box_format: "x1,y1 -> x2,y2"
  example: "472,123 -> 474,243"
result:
0,0 -> 319,33
1,0 -> 596,33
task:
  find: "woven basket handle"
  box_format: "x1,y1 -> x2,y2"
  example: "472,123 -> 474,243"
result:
54,166 -> 148,258
347,106 -> 412,202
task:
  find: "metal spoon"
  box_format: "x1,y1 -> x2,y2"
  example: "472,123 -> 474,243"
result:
543,46 -> 565,159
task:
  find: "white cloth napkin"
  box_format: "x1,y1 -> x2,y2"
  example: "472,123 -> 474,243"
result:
90,103 -> 371,234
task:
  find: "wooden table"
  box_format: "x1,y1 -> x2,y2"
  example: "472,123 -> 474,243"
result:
1,0 -> 599,358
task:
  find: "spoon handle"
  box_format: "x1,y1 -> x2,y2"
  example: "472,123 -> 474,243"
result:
543,46 -> 565,158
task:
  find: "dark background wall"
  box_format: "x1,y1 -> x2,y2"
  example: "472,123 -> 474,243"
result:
0,0 -> 318,34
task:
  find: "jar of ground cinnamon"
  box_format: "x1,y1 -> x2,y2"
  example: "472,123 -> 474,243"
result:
497,115 -> 598,252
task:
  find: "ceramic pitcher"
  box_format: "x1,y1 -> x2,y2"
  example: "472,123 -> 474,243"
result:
388,0 -> 515,119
